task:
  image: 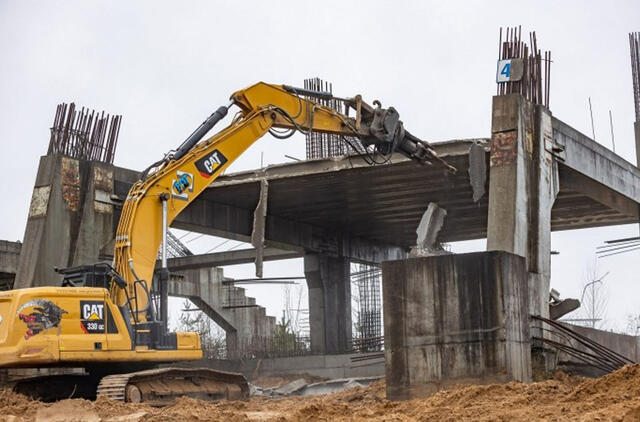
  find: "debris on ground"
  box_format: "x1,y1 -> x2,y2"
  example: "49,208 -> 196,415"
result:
2,364 -> 640,421
251,376 -> 382,397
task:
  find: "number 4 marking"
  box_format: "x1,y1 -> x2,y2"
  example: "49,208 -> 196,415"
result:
501,62 -> 511,78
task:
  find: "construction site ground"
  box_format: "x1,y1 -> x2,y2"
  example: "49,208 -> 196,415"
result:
2,364 -> 640,421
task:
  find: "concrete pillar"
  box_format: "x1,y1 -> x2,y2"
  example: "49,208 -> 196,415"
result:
304,253 -> 352,354
15,155 -> 115,288
634,121 -> 640,167
486,95 -> 558,375
382,252 -> 531,400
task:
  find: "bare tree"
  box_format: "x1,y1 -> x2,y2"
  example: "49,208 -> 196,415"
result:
579,260 -> 609,329
625,314 -> 640,336
271,284 -> 308,355
176,299 -> 226,359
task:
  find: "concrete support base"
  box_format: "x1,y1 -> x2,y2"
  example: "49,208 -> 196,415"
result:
304,253 -> 352,355
382,251 -> 531,400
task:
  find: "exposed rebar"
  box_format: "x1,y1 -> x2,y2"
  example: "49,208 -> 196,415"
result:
48,103 -> 122,164
630,32 -> 640,122
497,27 -> 551,109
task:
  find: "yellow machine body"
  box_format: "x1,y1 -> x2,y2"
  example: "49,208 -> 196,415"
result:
0,287 -> 201,367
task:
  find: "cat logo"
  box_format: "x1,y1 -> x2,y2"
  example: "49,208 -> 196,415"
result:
82,303 -> 103,320
194,150 -> 228,179
171,171 -> 194,201
80,300 -> 105,334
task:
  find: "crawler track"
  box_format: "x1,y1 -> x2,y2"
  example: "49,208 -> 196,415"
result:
96,367 -> 249,405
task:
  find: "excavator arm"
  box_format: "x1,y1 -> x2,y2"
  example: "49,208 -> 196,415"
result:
112,82 -> 455,325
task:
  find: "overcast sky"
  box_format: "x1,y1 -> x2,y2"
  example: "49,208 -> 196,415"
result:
1,1 -> 640,333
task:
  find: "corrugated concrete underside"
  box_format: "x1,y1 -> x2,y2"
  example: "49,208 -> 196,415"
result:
202,148 -> 637,249
111,135 -> 640,250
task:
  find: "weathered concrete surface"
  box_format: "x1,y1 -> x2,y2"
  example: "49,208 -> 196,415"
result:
554,117 -> 640,207
635,121 -> 640,167
181,352 -> 385,381
0,241 -> 20,275
251,180 -> 269,277
0,240 -> 21,290
157,248 -> 300,271
382,252 -> 531,400
549,298 -> 580,320
15,156 -> 115,288
414,202 -> 447,252
487,96 -> 558,374
304,254 -> 352,355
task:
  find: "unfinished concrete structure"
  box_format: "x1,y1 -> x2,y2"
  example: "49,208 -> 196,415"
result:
12,98 -> 640,368
7,37 -> 640,395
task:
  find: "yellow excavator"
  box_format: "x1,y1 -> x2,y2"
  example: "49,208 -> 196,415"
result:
0,82 -> 454,404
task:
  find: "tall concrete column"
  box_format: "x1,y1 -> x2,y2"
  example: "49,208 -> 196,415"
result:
486,95 -> 558,374
304,253 -> 352,354
15,155 -> 115,288
634,121 -> 640,167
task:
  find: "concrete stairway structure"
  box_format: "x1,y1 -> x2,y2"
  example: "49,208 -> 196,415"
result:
167,267 -> 275,358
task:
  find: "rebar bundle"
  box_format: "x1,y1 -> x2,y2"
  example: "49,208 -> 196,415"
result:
48,102 -> 121,164
630,32 -> 640,122
303,77 -> 364,159
351,263 -> 383,352
532,315 -> 634,373
497,27 -> 551,109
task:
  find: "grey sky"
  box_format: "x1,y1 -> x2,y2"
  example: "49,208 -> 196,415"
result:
1,1 -> 639,331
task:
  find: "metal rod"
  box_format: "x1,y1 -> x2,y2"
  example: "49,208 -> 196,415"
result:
589,97 -> 596,140
609,110 -> 616,152
161,198 -> 168,268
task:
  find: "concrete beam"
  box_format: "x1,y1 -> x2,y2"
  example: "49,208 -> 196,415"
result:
210,140 -> 483,188
559,167 -> 639,219
173,199 -> 406,264
553,117 -> 640,205
158,248 -> 301,271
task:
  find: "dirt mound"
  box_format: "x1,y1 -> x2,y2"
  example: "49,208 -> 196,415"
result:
2,365 -> 640,421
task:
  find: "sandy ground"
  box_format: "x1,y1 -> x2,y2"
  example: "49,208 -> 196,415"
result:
2,364 -> 640,421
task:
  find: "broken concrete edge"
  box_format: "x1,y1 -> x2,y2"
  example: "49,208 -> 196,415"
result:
413,202 -> 448,253
251,179 -> 269,278
210,139 -> 489,187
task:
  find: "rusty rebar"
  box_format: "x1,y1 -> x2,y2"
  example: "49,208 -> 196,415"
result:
48,102 -> 122,164
497,27 -> 551,109
630,32 -> 640,121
